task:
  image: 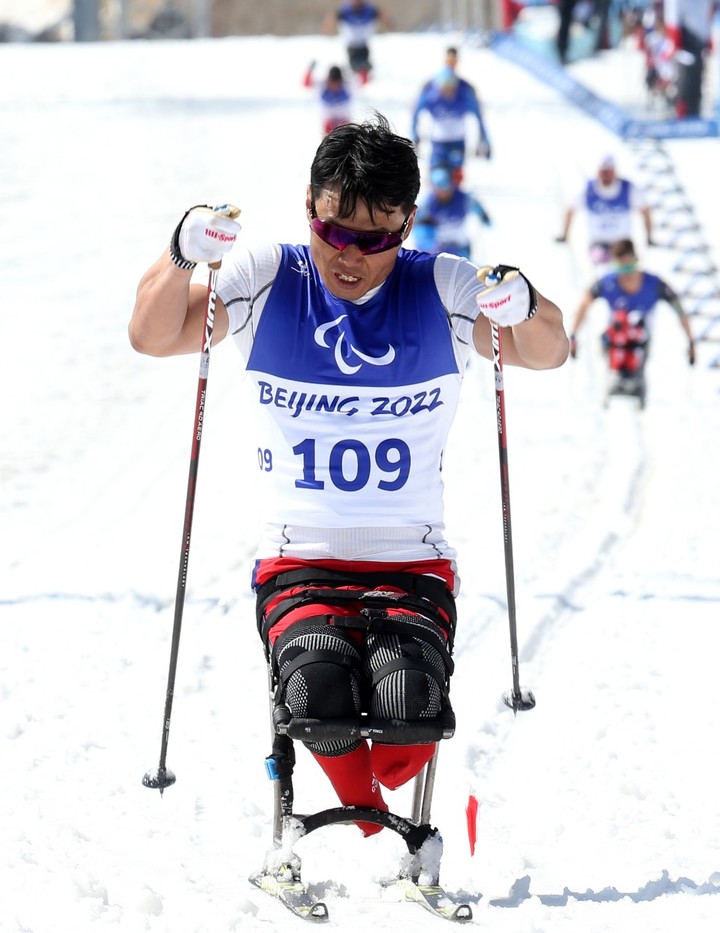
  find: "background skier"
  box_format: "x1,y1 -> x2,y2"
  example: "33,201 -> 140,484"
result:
569,237 -> 695,405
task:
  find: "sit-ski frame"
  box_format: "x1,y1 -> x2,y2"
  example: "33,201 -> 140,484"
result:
265,690 -> 455,884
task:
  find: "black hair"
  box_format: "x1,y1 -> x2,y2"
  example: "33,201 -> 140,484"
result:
309,112 -> 420,221
328,65 -> 343,82
611,238 -> 636,259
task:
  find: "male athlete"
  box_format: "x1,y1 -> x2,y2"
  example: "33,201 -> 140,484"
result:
130,114 -> 568,833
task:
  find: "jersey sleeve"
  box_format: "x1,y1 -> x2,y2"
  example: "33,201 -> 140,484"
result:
629,182 -> 648,209
659,277 -> 682,309
410,84 -> 433,136
432,253 -> 484,368
470,196 -> 490,224
216,242 -> 282,362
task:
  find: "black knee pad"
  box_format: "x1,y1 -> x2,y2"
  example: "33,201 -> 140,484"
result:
365,630 -> 447,721
273,620 -> 362,756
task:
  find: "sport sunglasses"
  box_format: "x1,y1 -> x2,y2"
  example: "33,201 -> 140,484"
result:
309,207 -> 410,256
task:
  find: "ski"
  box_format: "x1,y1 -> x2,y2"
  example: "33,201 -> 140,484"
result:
383,877 -> 474,922
250,869 -> 474,923
249,870 -> 329,922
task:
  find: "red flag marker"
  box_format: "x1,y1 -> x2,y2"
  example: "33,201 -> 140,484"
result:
465,794 -> 479,856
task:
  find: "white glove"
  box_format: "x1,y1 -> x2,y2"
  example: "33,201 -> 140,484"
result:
475,264 -> 537,326
169,204 -> 241,270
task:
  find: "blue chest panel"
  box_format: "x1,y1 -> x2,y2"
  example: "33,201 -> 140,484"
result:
421,84 -> 476,120
424,190 -> 469,223
598,273 -> 662,313
321,86 -> 351,105
338,3 -> 377,26
586,179 -> 631,214
246,246 -> 459,387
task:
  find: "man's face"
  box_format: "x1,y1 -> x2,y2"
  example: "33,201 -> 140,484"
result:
614,252 -> 637,273
307,186 -> 414,301
598,167 -> 616,186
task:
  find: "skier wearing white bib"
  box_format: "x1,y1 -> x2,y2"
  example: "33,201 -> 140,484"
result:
130,114 -> 568,835
555,155 -> 655,265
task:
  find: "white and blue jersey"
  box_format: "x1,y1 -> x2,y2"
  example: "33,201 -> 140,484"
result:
217,244 -> 482,562
583,178 -> 634,245
336,1 -> 379,48
411,79 -> 489,148
320,84 -> 352,131
414,189 -> 490,258
320,84 -> 352,111
591,271 -> 677,334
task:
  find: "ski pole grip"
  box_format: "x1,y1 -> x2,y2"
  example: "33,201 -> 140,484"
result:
209,204 -> 241,270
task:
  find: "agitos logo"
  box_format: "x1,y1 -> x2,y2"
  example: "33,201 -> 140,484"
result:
314,314 -> 396,375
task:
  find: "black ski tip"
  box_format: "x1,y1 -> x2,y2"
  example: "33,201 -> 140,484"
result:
142,767 -> 176,791
453,903 -> 473,921
309,902 -> 329,921
502,688 -> 536,712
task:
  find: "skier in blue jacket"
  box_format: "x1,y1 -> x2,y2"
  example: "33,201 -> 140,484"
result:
323,0 -> 393,83
411,63 -> 491,182
413,166 -> 491,260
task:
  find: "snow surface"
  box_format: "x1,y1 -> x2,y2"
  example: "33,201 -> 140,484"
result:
1,25 -> 720,933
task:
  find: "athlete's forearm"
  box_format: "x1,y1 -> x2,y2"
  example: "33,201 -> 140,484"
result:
129,254 -> 227,357
501,294 -> 569,370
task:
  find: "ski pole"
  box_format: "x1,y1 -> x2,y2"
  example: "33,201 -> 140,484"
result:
143,221 -> 238,793
491,322 -> 536,714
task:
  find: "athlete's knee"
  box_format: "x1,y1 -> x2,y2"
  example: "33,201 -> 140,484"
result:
273,618 -> 362,717
272,618 -> 362,756
365,628 -> 448,721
